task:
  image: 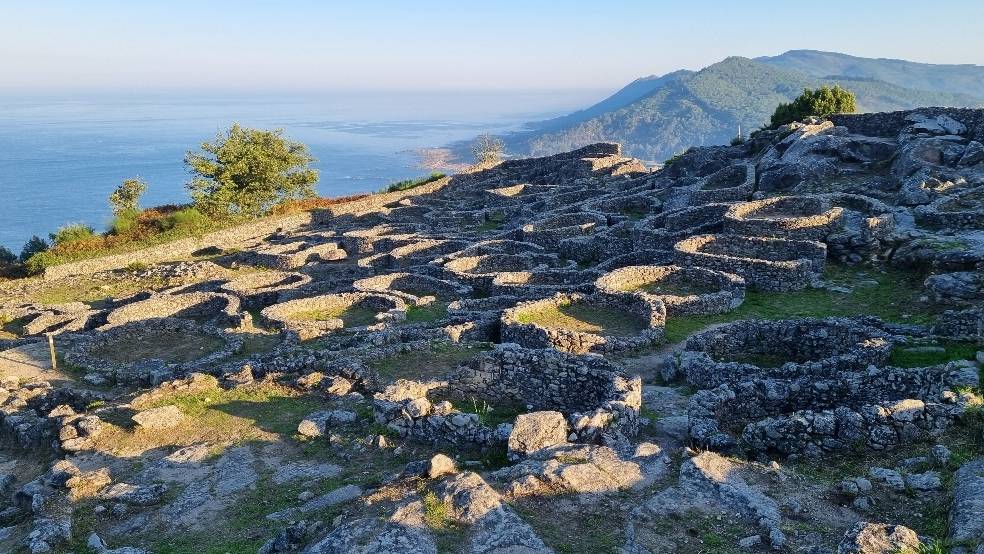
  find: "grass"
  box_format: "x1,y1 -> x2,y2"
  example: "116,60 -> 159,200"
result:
382,172 -> 446,193
889,342 -> 979,368
422,490 -> 467,554
513,499 -> 622,554
368,342 -> 491,381
664,263 -> 939,344
0,314 -> 26,339
725,352 -> 791,368
231,332 -> 282,360
636,277 -> 719,296
292,305 -> 380,327
405,301 -> 449,323
516,301 -> 647,337
30,274 -> 169,305
445,396 -> 525,427
91,330 -> 226,364
93,381 -> 330,455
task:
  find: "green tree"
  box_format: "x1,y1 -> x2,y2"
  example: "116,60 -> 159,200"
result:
185,123 -> 319,217
19,236 -> 48,262
109,178 -> 147,216
0,246 -> 16,264
769,85 -> 857,128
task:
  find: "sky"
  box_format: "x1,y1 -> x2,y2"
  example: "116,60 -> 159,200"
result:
2,0 -> 984,93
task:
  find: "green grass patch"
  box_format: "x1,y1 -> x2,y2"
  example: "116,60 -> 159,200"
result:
138,382 -> 329,438
513,500 -> 622,554
664,264 -> 938,344
383,172 -> 446,193
405,301 -> 449,323
516,301 -> 647,337
367,342 -> 491,381
889,342 -> 978,369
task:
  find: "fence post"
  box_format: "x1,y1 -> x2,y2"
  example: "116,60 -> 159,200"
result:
47,333 -> 57,371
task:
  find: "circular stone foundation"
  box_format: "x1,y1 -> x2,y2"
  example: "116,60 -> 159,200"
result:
65,318 -> 242,386
352,272 -> 471,301
679,317 -> 892,388
260,292 -> 408,340
103,292 -> 246,328
724,195 -> 844,240
595,265 -> 745,315
501,292 -> 665,355
220,271 -> 312,309
673,234 -> 826,291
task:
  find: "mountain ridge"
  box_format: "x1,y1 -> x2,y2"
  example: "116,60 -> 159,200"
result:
509,51 -> 984,161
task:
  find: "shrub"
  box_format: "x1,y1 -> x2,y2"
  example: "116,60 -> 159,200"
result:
730,135 -> 746,146
472,133 -> 504,165
161,207 -> 210,234
109,178 -> 147,216
769,85 -> 857,128
24,251 -> 58,275
19,235 -> 49,262
50,224 -> 96,246
0,246 -> 15,264
110,208 -> 141,235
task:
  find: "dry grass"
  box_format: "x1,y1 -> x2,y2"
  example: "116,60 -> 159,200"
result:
291,305 -> 381,327
91,330 -> 226,364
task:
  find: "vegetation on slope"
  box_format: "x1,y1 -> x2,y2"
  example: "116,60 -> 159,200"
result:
518,56 -> 983,161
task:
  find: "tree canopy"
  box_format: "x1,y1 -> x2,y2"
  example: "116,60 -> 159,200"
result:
769,85 -> 857,128
185,124 -> 319,217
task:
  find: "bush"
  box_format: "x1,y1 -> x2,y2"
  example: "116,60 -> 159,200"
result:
769,85 -> 857,128
19,235 -> 49,262
472,133 -> 504,165
161,207 -> 210,234
0,246 -> 15,264
24,251 -> 58,275
109,178 -> 147,216
49,224 -> 97,246
110,209 -> 141,235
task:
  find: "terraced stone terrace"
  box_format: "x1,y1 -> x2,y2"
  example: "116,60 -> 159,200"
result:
1,110 -> 983,554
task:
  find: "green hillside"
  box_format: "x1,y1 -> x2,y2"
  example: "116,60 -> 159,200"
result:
515,55 -> 983,162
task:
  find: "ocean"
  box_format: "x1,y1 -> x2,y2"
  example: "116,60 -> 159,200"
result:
0,89 -> 602,252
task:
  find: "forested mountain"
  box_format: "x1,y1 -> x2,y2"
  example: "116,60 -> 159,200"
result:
511,53 -> 984,162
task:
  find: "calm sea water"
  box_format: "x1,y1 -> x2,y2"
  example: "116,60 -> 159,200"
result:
0,90 -> 602,252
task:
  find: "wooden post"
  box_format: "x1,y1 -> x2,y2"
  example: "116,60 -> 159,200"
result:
47,333 -> 57,371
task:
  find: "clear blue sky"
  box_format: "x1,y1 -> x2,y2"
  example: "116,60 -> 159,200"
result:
2,0 -> 983,92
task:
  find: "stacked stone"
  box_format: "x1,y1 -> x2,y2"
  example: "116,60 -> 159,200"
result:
723,195 -> 844,241
220,271 -> 312,309
65,318 -> 243,386
594,264 -> 745,316
103,291 -> 247,329
673,234 -> 826,291
260,292 -> 408,340
500,292 -> 664,355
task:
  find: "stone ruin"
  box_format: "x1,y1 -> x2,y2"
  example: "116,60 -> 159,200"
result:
1,110 -> 984,553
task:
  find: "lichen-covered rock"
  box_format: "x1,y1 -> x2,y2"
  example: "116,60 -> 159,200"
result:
507,411 -> 568,460
837,522 -> 921,554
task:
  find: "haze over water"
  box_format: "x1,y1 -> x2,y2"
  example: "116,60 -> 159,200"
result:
0,90 -> 601,252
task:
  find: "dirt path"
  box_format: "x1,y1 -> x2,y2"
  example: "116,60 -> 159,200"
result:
0,342 -> 74,385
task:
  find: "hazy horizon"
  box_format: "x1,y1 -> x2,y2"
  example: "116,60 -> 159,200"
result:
4,1 -> 984,93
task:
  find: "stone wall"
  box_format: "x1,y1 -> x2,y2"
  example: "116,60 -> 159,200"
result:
41,212 -> 313,281
830,108 -> 984,142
